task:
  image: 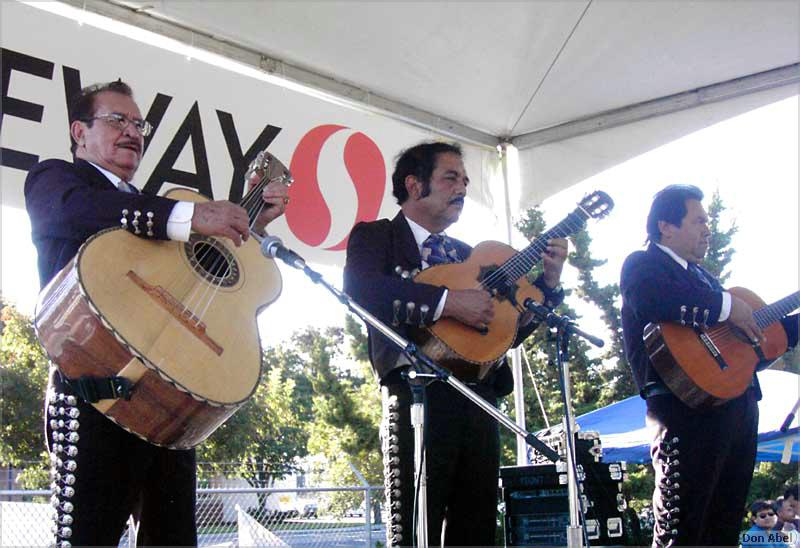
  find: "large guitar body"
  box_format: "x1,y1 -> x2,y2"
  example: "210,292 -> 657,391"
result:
35,188 -> 282,449
412,191 -> 614,382
413,241 -> 544,381
644,287 -> 795,408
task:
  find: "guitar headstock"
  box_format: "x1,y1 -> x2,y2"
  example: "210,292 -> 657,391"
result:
245,150 -> 294,187
576,190 -> 614,220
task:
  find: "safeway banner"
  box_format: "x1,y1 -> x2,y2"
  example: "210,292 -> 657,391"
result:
0,1 -> 494,267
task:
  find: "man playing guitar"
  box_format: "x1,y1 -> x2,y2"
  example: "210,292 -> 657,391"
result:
344,141 -> 567,546
620,184 -> 798,546
25,80 -> 289,545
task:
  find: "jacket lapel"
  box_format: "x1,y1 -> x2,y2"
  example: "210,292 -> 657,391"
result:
647,243 -> 719,290
391,212 -> 423,268
74,159 -> 119,191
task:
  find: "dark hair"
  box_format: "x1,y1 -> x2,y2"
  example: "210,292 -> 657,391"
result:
776,496 -> 790,510
786,484 -> 799,500
646,184 -> 704,243
391,141 -> 462,205
68,79 -> 134,154
750,500 -> 777,516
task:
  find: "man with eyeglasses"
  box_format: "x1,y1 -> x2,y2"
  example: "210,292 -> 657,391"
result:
24,80 -> 289,546
741,500 -> 786,548
621,185 -> 798,547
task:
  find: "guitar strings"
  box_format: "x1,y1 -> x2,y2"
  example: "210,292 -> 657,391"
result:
691,292 -> 799,349
191,178 -> 277,322
192,174 -> 276,324
480,217 -> 582,288
471,215 -> 583,293
189,174 -> 273,324
181,172 -> 276,325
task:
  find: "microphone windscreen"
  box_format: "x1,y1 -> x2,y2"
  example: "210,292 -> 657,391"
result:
260,235 -> 283,258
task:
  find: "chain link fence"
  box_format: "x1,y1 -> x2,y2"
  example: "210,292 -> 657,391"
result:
0,485 -> 386,547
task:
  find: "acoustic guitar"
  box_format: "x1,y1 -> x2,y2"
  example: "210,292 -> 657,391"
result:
644,288 -> 799,408
34,151 -> 290,449
412,191 -> 613,382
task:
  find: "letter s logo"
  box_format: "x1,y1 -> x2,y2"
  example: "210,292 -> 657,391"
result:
286,125 -> 385,251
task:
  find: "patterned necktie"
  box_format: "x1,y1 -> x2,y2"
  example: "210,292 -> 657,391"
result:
421,233 -> 460,267
688,263 -> 713,288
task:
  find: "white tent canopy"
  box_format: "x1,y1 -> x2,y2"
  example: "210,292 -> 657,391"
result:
2,1 -> 798,466
61,0 -> 800,205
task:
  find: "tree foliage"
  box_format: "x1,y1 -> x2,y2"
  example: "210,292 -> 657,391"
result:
0,303 -> 52,488
0,304 -> 50,466
291,323 -> 382,514
506,208 -> 605,463
197,367 -> 307,480
702,189 -> 738,283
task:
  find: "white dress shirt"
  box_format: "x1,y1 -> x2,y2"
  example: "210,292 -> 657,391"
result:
89,162 -> 194,242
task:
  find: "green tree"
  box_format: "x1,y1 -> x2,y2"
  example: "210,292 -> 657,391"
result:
702,189 -> 738,283
508,208 -> 604,463
301,324 -> 382,514
569,228 -> 636,404
197,367 -> 308,482
345,313 -> 370,363
256,324 -> 381,513
0,304 -> 51,488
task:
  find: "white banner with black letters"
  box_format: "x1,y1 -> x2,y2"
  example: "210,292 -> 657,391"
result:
0,0 -> 495,269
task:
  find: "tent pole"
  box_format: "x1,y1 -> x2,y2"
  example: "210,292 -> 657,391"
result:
500,143 -> 529,466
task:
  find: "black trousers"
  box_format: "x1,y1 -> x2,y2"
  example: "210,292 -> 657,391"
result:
646,390 -> 758,547
47,370 -> 197,546
382,376 -> 500,547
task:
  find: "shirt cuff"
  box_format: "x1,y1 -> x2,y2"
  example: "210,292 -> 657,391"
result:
167,201 -> 194,242
433,289 -> 448,321
718,291 -> 732,322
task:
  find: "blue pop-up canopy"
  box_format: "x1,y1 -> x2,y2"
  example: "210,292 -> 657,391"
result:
575,369 -> 800,463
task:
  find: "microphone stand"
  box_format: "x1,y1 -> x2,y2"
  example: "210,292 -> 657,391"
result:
780,396 -> 800,433
267,248 -> 560,547
524,298 -> 604,548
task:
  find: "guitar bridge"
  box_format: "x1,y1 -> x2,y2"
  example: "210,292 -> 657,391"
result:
697,331 -> 728,371
126,270 -> 224,356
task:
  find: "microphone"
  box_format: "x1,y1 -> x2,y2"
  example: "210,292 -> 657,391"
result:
260,236 -> 306,270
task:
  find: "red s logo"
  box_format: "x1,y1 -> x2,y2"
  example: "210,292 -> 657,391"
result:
286,125 -> 386,251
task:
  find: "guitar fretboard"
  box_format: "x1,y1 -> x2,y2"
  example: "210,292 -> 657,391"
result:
481,211 -> 588,291
754,291 -> 800,329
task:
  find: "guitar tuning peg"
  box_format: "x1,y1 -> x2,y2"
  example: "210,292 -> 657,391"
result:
691,306 -> 699,327
394,266 -> 403,276
392,300 -> 401,326
405,302 -> 416,324
401,270 -> 411,280
702,309 -> 710,329
679,305 -> 687,326
410,268 -> 420,277
418,304 -> 429,327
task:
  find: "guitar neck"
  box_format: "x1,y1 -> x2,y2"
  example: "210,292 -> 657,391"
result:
500,213 -> 586,280
754,291 -> 800,329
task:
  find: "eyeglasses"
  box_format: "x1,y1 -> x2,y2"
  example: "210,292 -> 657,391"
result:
82,113 -> 153,137
757,512 -> 776,519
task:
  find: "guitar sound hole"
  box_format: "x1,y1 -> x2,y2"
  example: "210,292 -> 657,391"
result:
184,235 -> 240,288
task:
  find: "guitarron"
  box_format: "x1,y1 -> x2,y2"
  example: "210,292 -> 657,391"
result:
412,191 -> 613,382
645,288 -> 799,408
34,151 -> 290,449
